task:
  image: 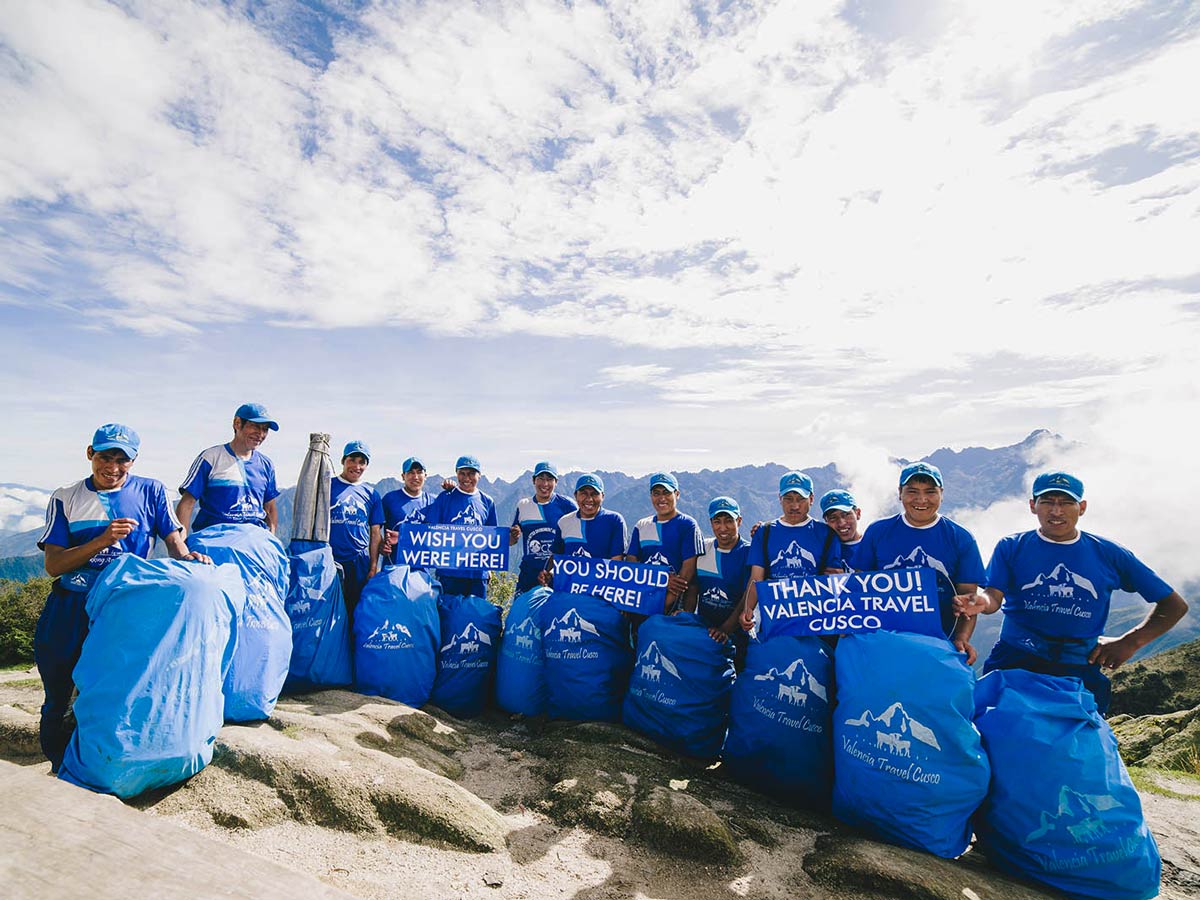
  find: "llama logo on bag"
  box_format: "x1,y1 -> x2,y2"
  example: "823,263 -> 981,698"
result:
363,619 -> 415,649
750,657 -> 828,732
884,547 -> 950,583
841,702 -> 944,783
1025,786 -> 1124,847
629,641 -> 682,706
770,540 -> 818,573
243,573 -> 282,628
440,622 -> 492,670
543,608 -> 601,660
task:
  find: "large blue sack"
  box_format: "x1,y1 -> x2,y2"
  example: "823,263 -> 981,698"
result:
541,591 -> 632,722
622,612 -> 735,758
353,566 -> 440,706
832,631 -> 989,858
974,669 -> 1161,900
723,635 -> 834,807
188,523 -> 292,722
58,556 -> 244,798
496,586 -> 553,715
431,594 -> 502,718
284,541 -> 352,691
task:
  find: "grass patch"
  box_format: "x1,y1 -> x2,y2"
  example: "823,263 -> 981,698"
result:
279,724 -> 304,740
3,677 -> 41,689
1129,766 -> 1200,801
1,662 -> 33,672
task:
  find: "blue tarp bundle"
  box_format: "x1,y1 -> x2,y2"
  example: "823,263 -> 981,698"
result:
187,523 -> 292,722
58,556 -> 244,798
283,541 -> 352,691
495,586 -> 553,715
622,612 -> 735,758
541,591 -> 632,722
832,631 -> 990,858
353,566 -> 441,706
430,594 -> 502,718
974,669 -> 1161,900
723,635 -> 834,807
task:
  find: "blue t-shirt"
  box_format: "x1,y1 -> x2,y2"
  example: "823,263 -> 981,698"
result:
693,536 -> 752,629
552,509 -> 628,560
747,517 -> 839,580
180,443 -> 280,532
380,487 -> 437,565
857,514 -> 986,635
986,529 -> 1173,644
626,513 -> 704,573
39,475 -> 182,591
511,493 -> 577,589
329,477 -> 384,562
839,538 -> 865,572
426,487 -> 499,584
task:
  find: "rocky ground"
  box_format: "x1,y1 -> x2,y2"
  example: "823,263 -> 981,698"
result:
2,667 -> 1198,900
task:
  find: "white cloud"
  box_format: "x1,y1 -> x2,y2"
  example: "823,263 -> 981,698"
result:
0,484 -> 50,534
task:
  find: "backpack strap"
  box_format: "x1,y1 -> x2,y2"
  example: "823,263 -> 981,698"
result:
761,522 -> 772,579
819,525 -> 837,572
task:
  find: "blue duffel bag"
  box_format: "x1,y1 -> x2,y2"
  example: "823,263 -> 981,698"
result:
430,593 -> 502,718
58,556 -> 244,798
832,631 -> 989,858
495,586 -> 553,716
541,591 -> 632,722
353,566 -> 441,706
622,611 -> 735,758
723,635 -> 834,807
974,669 -> 1161,900
284,541 -> 352,691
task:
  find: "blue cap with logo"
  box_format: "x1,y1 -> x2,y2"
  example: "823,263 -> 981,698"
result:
533,461 -> 558,478
402,456 -> 425,473
899,462 -> 943,488
708,496 -> 741,520
455,454 -> 482,472
779,471 -> 814,497
575,473 -> 604,493
1032,471 -> 1084,502
342,440 -> 371,461
234,402 -> 279,431
819,489 -> 857,514
649,472 -> 679,492
91,423 -> 140,460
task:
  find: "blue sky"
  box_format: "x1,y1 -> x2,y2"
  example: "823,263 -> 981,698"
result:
2,1 -> 1199,564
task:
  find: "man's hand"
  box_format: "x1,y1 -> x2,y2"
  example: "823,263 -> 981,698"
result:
1089,635 -> 1140,671
952,591 -> 988,617
952,638 -> 977,666
509,524 -> 521,546
666,573 -> 690,597
739,606 -> 755,632
707,626 -> 728,643
381,529 -> 398,554
537,568 -> 553,588
749,520 -> 764,537
181,550 -> 212,565
104,518 -> 138,545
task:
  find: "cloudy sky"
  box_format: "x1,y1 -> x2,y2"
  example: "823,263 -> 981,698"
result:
2,1 -> 1197,524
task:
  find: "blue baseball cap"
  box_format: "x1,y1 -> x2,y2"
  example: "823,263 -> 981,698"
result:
575,473 -> 604,493
649,472 -> 679,492
708,496 -> 741,520
533,461 -> 558,478
1032,471 -> 1084,502
91,423 -> 140,460
779,471 -> 814,497
899,462 -> 943,488
342,441 -> 371,461
455,454 -> 482,472
234,402 -> 279,431
819,489 -> 857,514
402,456 -> 425,473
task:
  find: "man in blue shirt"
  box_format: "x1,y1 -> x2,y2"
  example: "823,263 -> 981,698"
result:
966,472 -> 1188,713
374,456 -> 438,571
509,461 -> 577,593
544,473 -> 628,575
855,462 -> 987,662
177,402 -> 281,534
820,489 -> 865,571
36,424 -> 211,770
684,496 -> 752,648
424,455 -> 498,597
739,472 -> 842,632
625,472 -> 704,613
329,440 -> 384,616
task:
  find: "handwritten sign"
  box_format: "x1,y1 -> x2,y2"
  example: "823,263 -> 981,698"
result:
756,567 -> 943,639
394,524 -> 510,571
551,556 -> 670,616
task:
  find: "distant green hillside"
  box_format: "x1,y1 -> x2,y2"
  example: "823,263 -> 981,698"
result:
0,556 -> 43,581
1109,638 -> 1200,717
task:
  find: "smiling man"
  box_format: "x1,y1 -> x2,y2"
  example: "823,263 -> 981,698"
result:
855,462 -> 987,662
36,424 -> 210,770
509,461 -> 576,593
541,473 -> 628,584
177,402 -> 281,534
374,456 -> 438,573
329,440 -> 384,617
625,472 -> 704,613
424,454 -> 498,597
967,472 -> 1188,713
820,488 -> 865,571
685,496 -> 752,652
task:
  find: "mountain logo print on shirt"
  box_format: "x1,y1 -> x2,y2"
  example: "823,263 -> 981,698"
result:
636,641 -> 681,684
770,539 -> 817,572
1019,563 -> 1100,601
1024,785 -> 1124,845
843,702 -> 942,758
753,656 -> 829,707
332,494 -> 367,524
884,546 -> 951,583
643,551 -> 670,567
450,506 -> 482,526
